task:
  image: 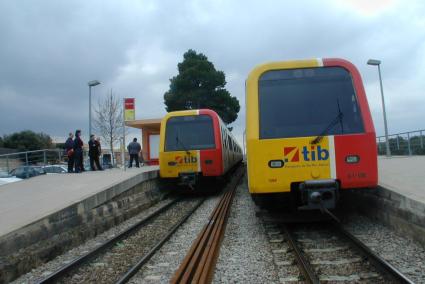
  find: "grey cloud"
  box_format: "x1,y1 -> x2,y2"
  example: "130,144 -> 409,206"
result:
0,0 -> 424,144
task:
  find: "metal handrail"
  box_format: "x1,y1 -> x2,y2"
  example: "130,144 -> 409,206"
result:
376,129 -> 425,139
0,149 -> 65,173
376,129 -> 424,156
0,148 -> 130,173
0,148 -> 62,158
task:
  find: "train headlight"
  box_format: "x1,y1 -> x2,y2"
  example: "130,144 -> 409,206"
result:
268,160 -> 284,168
345,155 -> 360,164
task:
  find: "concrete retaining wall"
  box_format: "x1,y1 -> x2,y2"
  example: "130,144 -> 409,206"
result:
341,186 -> 425,247
0,170 -> 166,283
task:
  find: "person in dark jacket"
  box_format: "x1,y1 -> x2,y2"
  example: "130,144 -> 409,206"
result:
73,130 -> 84,173
89,135 -> 103,171
127,138 -> 142,168
88,134 -> 98,171
95,137 -> 104,170
65,132 -> 74,173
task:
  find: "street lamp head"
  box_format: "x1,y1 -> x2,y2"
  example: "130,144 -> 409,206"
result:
88,80 -> 100,87
367,59 -> 381,66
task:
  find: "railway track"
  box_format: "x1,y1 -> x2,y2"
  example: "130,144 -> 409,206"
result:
37,198 -> 204,284
171,166 -> 244,284
264,217 -> 414,284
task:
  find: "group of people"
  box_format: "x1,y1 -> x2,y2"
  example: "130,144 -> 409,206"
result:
64,130 -> 103,173
64,130 -> 144,173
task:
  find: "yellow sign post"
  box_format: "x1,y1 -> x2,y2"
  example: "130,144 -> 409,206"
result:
124,98 -> 135,121
122,98 -> 135,170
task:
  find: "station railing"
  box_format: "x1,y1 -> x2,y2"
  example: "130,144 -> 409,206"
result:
0,148 -> 135,173
376,129 -> 425,156
0,149 -> 65,173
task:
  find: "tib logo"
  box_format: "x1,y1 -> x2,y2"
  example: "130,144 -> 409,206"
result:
283,146 -> 329,162
175,155 -> 198,164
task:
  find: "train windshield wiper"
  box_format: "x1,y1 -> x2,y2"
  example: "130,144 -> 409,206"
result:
176,136 -> 191,155
311,104 -> 344,145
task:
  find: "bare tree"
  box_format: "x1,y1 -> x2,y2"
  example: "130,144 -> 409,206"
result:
94,90 -> 124,165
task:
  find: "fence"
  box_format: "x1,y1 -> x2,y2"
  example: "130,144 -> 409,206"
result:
376,129 -> 425,156
0,149 -> 66,173
0,148 -> 135,173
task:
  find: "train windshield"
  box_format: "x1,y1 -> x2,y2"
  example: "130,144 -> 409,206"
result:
165,115 -> 216,151
259,67 -> 364,139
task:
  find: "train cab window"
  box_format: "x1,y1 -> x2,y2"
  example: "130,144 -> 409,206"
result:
259,67 -> 364,139
165,115 -> 216,151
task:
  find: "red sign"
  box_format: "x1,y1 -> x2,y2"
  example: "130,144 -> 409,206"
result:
124,98 -> 135,121
124,98 -> 135,110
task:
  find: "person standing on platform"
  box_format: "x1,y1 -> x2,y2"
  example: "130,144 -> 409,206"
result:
127,138 -> 141,168
94,136 -> 103,170
65,132 -> 74,173
88,134 -> 98,171
73,130 -> 84,173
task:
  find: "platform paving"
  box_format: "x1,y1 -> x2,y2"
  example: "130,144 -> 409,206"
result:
0,166 -> 158,238
378,156 -> 425,204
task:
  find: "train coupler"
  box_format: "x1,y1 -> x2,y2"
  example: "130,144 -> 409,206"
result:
298,179 -> 339,210
179,172 -> 198,190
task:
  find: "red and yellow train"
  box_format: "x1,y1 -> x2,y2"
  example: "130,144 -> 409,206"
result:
159,109 -> 242,188
246,58 -> 378,210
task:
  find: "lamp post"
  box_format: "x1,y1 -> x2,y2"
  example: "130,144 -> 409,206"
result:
88,80 -> 100,137
367,59 -> 391,156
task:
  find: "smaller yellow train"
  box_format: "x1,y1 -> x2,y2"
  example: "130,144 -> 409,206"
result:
159,109 -> 242,188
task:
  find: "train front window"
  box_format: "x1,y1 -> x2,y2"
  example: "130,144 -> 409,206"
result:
165,115 -> 215,151
259,67 -> 364,139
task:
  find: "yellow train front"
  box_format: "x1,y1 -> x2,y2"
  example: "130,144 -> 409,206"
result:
159,109 -> 242,189
246,58 -> 378,211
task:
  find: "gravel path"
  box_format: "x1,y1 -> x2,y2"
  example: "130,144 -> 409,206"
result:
11,198 -> 175,284
213,177 -> 279,284
343,214 -> 425,283
128,194 -> 221,283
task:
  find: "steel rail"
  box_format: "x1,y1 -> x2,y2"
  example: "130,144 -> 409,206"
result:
171,167 -> 243,284
282,224 -> 320,284
37,198 -> 180,284
333,223 -> 414,284
280,211 -> 414,284
173,190 -> 231,283
115,198 -> 205,284
316,198 -> 414,283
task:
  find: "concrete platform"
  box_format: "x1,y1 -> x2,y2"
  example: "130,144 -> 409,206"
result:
0,166 -> 158,238
378,156 -> 425,203
345,156 -> 425,246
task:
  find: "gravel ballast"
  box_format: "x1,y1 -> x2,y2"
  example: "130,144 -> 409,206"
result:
11,198 -> 176,284
128,193 -> 221,283
213,178 -> 279,283
60,198 -> 201,283
343,214 -> 425,283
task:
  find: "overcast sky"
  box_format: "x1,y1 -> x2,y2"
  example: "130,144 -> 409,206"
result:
0,0 -> 424,146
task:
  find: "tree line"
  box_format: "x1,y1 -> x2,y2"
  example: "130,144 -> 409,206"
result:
0,130 -> 53,151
